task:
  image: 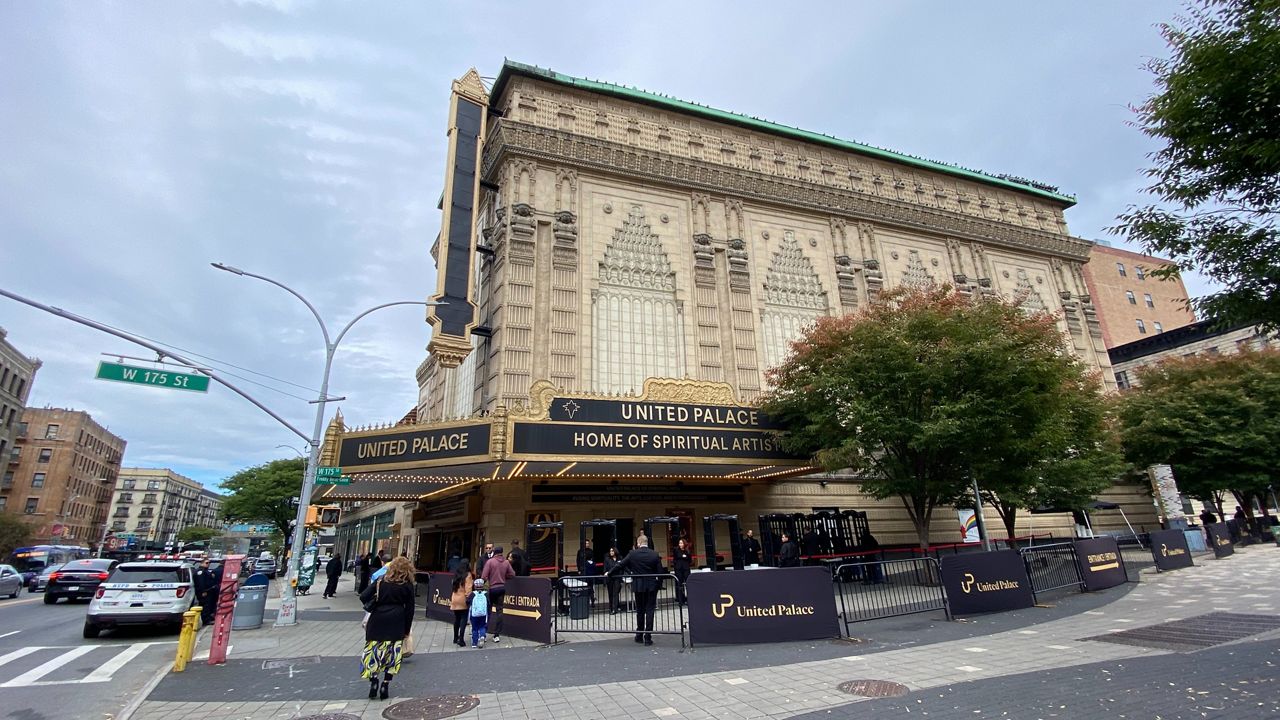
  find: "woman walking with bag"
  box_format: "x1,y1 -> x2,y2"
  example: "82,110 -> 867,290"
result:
359,557 -> 414,700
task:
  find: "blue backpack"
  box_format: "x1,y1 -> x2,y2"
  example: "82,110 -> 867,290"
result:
470,590 -> 488,618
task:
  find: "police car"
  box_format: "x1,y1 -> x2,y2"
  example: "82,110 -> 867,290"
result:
83,561 -> 196,638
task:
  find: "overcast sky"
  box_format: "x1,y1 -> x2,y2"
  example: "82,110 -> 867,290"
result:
1,1 -> 1193,491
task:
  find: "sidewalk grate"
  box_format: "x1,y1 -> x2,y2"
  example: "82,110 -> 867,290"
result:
837,679 -> 909,698
1083,612 -> 1280,652
262,655 -> 323,670
382,695 -> 481,720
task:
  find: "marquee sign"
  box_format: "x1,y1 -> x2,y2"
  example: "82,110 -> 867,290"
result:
686,566 -> 839,645
546,396 -> 782,430
510,422 -> 798,461
1148,529 -> 1195,571
940,550 -> 1035,616
426,68 -> 488,368
337,422 -> 492,472
1073,537 -> 1127,591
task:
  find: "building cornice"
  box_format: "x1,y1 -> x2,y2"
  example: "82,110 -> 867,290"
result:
483,120 -> 1093,262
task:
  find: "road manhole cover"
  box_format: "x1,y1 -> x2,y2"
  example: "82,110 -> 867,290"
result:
383,695 -> 481,720
296,715 -> 360,720
1083,612 -> 1280,652
837,679 -> 909,698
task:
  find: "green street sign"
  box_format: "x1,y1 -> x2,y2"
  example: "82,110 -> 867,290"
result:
316,467 -> 342,478
315,476 -> 351,485
96,361 -> 210,393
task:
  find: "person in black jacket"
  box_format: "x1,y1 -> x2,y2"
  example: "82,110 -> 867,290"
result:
672,537 -> 692,605
779,532 -> 801,567
356,552 -> 370,593
359,557 -> 415,701
508,540 -> 531,577
323,553 -> 343,598
741,529 -> 761,566
603,546 -> 623,614
193,559 -> 218,624
607,534 -> 663,645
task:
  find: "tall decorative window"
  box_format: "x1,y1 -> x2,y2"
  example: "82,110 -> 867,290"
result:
592,205 -> 685,393
761,231 -> 829,373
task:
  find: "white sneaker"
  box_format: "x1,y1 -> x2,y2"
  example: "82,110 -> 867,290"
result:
493,635 -> 500,643
479,636 -> 485,648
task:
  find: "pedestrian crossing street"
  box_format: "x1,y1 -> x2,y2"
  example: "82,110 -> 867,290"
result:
0,642 -> 174,687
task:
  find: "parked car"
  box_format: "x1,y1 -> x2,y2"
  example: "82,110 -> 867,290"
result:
27,563 -> 64,593
0,565 -> 22,599
254,557 -> 277,578
45,558 -> 118,604
84,561 -> 196,638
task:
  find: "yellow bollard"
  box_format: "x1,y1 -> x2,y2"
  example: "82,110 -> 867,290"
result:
173,607 -> 201,672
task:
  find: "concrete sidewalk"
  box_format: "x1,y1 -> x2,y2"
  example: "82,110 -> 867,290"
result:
131,546 -> 1280,720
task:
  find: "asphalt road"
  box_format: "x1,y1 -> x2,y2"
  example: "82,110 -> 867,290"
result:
0,589 -> 181,720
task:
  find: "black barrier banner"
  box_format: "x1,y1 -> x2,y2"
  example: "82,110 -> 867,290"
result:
424,573 -> 453,623
686,566 -> 839,645
941,550 -> 1035,616
1149,529 -> 1195,571
1206,522 -> 1234,558
1073,537 -> 1127,591
499,576 -> 552,644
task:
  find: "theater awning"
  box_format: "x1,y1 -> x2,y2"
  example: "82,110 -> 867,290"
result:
317,379 -> 820,502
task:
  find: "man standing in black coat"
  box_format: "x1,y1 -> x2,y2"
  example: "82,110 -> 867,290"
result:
779,532 -> 801,567
508,540 -> 530,577
356,552 -> 371,593
741,529 -> 761,566
193,559 -> 218,625
607,534 -> 663,645
323,553 -> 343,598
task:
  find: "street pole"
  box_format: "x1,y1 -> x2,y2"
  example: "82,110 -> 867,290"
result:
212,263 -> 443,627
971,476 -> 992,552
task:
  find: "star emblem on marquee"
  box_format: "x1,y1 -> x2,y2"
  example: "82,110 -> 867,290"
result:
561,399 -> 581,419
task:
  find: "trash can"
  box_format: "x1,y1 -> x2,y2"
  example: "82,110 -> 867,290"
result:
233,572 -> 270,630
564,578 -> 590,620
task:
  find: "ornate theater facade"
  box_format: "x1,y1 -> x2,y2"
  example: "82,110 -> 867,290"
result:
322,62 -> 1155,568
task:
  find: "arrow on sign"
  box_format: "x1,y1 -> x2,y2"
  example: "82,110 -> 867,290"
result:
503,607 -> 542,621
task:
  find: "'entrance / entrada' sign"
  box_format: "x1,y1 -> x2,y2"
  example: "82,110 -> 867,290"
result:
940,550 -> 1035,616
686,566 -> 839,645
497,576 -> 552,644
1073,537 -> 1127,591
1148,529 -> 1195,571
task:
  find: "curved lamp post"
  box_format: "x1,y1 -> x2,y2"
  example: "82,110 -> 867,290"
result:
212,262 -> 444,626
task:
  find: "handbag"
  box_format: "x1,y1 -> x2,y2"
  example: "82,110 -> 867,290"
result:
402,631 -> 414,656
361,580 -> 381,627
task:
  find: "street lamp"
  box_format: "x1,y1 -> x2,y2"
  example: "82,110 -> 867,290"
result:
276,444 -> 307,459
212,262 -> 444,627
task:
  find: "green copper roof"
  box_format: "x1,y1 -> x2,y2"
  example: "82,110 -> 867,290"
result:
489,60 -> 1076,207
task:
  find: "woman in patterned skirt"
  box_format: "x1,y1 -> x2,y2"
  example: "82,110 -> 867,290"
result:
359,556 -> 415,700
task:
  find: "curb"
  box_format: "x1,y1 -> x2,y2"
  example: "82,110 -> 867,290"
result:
117,626 -> 209,720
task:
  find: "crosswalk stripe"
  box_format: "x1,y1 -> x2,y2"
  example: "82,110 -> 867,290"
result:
1,645 -> 95,687
82,642 -> 152,683
0,647 -> 42,668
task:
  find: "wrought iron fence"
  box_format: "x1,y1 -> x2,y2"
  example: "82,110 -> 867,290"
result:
552,573 -> 686,648
833,557 -> 948,633
1018,542 -> 1083,602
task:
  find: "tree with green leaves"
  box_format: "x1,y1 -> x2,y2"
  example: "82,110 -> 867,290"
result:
1113,0 -> 1280,329
761,286 -> 1118,550
176,525 -> 222,544
1116,350 -> 1280,520
0,512 -> 34,559
220,458 -> 304,541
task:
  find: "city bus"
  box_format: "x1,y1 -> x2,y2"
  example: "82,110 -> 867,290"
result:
6,545 -> 92,583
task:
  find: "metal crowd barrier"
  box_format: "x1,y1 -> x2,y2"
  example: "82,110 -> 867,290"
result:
1018,542 -> 1083,602
552,573 -> 686,648
1115,537 -> 1154,582
833,557 -> 948,633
